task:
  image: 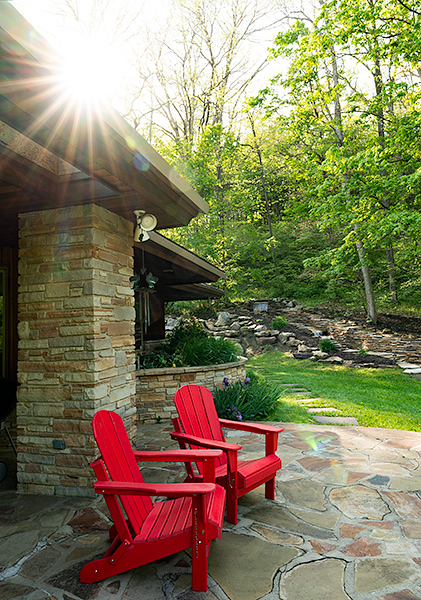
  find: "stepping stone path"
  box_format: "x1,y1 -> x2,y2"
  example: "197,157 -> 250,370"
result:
274,382 -> 360,425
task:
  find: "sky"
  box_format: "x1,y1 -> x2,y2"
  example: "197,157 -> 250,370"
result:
9,0 -> 290,134
10,0 -> 159,111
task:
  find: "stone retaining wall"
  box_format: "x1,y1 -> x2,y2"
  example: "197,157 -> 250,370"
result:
136,358 -> 247,423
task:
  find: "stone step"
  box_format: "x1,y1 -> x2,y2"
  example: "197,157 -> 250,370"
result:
312,415 -> 359,426
297,398 -> 323,404
272,381 -> 308,387
307,407 -> 341,414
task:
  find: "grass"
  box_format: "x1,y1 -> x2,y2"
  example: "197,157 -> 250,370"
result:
248,351 -> 421,431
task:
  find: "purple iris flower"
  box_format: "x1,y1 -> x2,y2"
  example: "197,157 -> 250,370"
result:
223,377 -> 229,386
244,377 -> 251,385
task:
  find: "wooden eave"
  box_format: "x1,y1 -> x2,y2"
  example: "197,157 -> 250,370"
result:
163,283 -> 224,301
134,231 -> 225,288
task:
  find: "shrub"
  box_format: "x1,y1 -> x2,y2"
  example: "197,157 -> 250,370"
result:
271,316 -> 289,330
213,370 -> 281,421
318,338 -> 338,352
137,319 -> 239,369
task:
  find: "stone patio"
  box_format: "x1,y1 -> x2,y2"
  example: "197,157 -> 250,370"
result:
1,420 -> 421,599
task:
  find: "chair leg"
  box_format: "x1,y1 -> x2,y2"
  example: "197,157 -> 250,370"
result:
265,477 -> 276,500
191,496 -> 209,591
191,541 -> 208,591
226,487 -> 238,525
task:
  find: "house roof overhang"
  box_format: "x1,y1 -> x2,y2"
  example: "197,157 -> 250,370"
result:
134,231 -> 225,294
164,283 -> 224,301
0,3 -> 208,247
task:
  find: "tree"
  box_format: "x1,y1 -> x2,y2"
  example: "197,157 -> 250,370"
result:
251,0 -> 421,319
125,0 -> 280,148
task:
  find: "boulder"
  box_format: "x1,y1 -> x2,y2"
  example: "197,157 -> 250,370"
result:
286,338 -> 300,347
278,332 -> 294,342
322,356 -> 344,364
216,311 -> 231,327
255,324 -> 267,333
255,330 -> 272,338
230,322 -> 241,331
166,317 -> 180,330
257,336 -> 277,346
298,344 -> 311,352
312,350 -> 329,359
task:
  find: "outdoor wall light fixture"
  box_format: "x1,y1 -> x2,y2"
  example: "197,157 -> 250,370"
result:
134,210 -> 157,242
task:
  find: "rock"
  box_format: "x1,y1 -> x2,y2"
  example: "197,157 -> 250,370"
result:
278,332 -> 294,342
312,350 -> 329,359
204,319 -> 216,331
323,356 -> 344,364
165,317 -> 180,330
257,336 -> 277,346
215,312 -> 231,327
254,324 -> 267,333
286,338 -> 300,347
230,322 -> 241,331
232,342 -> 245,356
255,330 -> 271,338
280,558 -> 351,600
298,344 -> 311,352
329,485 -> 390,520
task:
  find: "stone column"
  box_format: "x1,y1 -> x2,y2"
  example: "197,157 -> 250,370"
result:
17,204 -> 136,496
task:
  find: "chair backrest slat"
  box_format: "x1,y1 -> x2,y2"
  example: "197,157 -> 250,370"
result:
93,411 -> 153,534
174,385 -> 227,470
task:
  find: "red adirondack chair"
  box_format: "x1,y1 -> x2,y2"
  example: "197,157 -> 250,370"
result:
80,410 -> 226,591
171,384 -> 283,524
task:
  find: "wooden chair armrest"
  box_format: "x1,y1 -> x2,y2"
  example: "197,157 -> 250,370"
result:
133,449 -> 223,463
94,480 -> 215,498
219,419 -> 284,435
170,431 -> 242,452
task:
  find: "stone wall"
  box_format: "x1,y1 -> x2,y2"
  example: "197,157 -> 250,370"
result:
17,204 -> 136,496
136,358 -> 247,423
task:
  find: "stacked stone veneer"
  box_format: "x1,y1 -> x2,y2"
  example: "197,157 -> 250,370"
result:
137,358 -> 247,423
17,204 -> 136,496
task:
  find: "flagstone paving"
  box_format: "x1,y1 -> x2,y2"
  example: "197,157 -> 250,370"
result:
1,421 -> 421,599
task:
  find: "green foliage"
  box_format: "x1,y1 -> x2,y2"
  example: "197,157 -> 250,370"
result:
181,336 -> 238,367
318,339 -> 338,352
137,320 -> 238,369
149,0 -> 421,314
213,370 -> 282,421
271,316 -> 288,329
167,299 -> 221,319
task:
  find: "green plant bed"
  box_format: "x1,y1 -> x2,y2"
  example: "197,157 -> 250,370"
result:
249,352 -> 421,431
213,370 -> 311,423
137,320 -> 239,369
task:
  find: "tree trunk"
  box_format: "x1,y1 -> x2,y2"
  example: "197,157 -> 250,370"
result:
325,23 -> 378,323
355,237 -> 378,323
386,242 -> 398,303
248,113 -> 275,263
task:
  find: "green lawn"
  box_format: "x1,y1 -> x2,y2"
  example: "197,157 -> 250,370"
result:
249,351 -> 421,431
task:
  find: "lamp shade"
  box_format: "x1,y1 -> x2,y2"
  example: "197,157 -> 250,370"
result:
140,214 -> 157,231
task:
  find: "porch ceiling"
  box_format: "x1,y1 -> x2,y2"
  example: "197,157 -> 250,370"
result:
0,4 -> 208,247
135,231 -> 225,289
164,283 -> 224,301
